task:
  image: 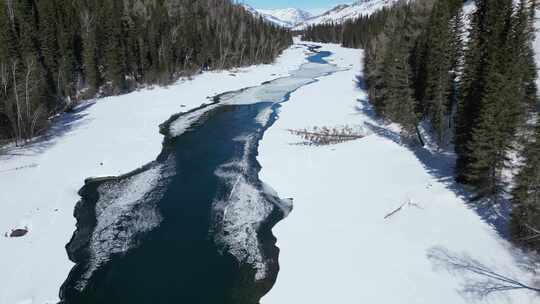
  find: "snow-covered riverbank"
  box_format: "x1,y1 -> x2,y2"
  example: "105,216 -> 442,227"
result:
259,43 -> 539,304
0,42 -> 309,304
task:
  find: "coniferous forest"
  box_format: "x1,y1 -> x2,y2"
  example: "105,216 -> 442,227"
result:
0,0 -> 292,144
303,0 -> 540,253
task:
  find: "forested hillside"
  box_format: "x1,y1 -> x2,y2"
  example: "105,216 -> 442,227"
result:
303,0 -> 540,253
302,6 -> 394,48
0,0 -> 292,144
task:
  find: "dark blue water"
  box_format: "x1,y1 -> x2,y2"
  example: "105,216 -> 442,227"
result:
305,46 -> 332,64
60,46 -> 338,304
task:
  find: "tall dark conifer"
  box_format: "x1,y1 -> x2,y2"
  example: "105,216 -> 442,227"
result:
0,0 -> 293,141
422,0 -> 453,146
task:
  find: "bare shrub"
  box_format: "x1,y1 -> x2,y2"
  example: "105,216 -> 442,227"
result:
288,125 -> 366,146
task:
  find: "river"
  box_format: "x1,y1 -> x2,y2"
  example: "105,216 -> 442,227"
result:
59,46 -> 343,304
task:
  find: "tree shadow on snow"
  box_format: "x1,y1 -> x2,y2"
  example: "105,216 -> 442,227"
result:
0,101 -> 94,160
427,246 -> 540,301
353,74 -> 512,240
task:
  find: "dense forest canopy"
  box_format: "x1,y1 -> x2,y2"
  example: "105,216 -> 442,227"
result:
302,0 -> 540,253
0,0 -> 292,143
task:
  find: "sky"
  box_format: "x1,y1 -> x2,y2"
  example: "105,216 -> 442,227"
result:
239,0 -> 350,15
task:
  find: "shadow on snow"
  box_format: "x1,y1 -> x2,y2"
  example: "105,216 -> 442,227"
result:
353,74 -> 511,240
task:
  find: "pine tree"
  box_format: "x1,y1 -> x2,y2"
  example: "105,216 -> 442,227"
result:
510,0 -> 540,251
511,124 -> 540,250
0,0 -> 293,142
455,0 -> 488,183
382,13 -> 419,137
80,8 -> 99,95
422,0 -> 453,146
38,0 -> 59,92
465,64 -> 509,196
102,1 -> 126,93
455,0 -> 515,189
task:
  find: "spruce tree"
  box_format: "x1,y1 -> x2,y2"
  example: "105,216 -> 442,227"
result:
382,13 -> 419,137
511,124 -> 540,250
455,0 -> 488,183
422,0 -> 453,146
455,0 -> 514,189
102,1 -> 126,93
0,0 -> 294,142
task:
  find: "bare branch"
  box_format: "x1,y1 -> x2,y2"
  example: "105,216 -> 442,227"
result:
288,125 -> 367,146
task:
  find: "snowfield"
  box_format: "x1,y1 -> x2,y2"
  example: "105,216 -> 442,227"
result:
259,42 -> 540,304
0,42 -> 308,304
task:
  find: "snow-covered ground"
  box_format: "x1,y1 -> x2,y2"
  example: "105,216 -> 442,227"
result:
0,43 -> 309,304
259,42 -> 539,304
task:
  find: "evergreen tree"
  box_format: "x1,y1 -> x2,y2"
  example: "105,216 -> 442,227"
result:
0,0 -> 293,142
381,13 -> 419,137
455,0 -> 514,189
38,0 -> 60,94
103,1 -> 126,93
511,124 -> 540,250
422,0 -> 453,146
80,8 -> 99,95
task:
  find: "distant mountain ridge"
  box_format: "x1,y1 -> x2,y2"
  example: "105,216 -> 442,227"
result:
242,5 -> 312,28
243,1 -> 400,29
295,0 -> 401,29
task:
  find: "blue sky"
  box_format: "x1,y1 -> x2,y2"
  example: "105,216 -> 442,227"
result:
240,0 -> 348,14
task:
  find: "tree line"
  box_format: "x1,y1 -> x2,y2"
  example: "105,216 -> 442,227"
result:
0,0 -> 292,144
302,6 -> 394,49
303,0 -> 540,253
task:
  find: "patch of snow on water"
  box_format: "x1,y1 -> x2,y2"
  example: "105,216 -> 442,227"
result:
212,135 -> 274,281
76,164 -> 166,290
169,104 -> 219,137
255,105 -> 275,126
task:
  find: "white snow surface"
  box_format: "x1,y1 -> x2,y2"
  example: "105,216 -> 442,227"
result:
0,42 -> 308,304
295,0 -> 401,30
259,42 -> 540,304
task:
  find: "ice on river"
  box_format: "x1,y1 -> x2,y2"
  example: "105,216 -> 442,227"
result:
169,61 -> 342,137
74,162 -> 171,290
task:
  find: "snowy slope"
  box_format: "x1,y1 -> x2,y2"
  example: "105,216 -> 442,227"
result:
295,0 -> 400,29
0,43 -> 309,304
257,8 -> 312,28
243,5 -> 312,28
259,42 -> 539,304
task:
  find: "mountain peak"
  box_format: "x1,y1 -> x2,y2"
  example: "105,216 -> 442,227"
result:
255,7 -> 313,28
295,0 -> 400,30
243,0 -> 399,29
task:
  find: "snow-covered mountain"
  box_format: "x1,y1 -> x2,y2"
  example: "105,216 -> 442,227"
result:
243,5 -> 312,28
295,0 -> 400,30
243,0 -> 399,29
